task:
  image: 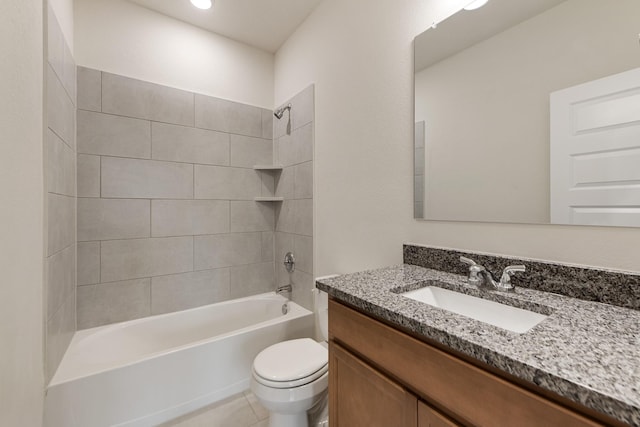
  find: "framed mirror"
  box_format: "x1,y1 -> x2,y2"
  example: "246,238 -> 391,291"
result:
414,0 -> 640,226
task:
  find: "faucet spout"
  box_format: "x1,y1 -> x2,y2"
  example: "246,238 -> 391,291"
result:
276,284 -> 292,296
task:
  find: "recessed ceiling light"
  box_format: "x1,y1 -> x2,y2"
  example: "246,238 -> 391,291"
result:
191,0 -> 212,10
463,0 -> 489,11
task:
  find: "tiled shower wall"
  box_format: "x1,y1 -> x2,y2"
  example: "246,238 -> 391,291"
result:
274,86 -> 315,311
76,68 -> 277,329
45,5 -> 77,380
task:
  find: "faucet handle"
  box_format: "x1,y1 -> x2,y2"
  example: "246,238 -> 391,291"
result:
460,256 -> 486,286
499,265 -> 526,290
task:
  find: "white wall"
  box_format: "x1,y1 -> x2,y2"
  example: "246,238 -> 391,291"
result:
0,1 -> 45,425
75,0 -> 275,109
274,0 -> 640,276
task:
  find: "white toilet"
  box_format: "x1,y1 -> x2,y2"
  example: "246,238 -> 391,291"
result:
250,290 -> 329,427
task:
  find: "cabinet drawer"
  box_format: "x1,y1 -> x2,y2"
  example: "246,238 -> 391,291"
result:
329,300 -> 605,427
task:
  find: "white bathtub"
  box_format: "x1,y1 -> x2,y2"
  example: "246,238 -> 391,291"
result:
44,293 -> 314,427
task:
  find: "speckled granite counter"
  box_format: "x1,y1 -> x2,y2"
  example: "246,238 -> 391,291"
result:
316,265 -> 640,426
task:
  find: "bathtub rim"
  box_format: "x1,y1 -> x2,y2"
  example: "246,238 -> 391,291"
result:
50,292 -> 312,387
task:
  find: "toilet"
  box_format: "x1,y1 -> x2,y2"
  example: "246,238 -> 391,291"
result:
250,290 -> 329,427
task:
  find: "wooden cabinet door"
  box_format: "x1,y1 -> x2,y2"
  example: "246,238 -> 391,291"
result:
329,341 -> 417,427
418,401 -> 460,427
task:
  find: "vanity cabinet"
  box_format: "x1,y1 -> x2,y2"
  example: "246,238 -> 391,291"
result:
330,342 -> 417,426
328,299 -> 615,427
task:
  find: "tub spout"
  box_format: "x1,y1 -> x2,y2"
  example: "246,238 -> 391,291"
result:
276,284 -> 292,296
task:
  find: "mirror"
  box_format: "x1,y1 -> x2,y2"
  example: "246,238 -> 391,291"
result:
414,0 -> 640,226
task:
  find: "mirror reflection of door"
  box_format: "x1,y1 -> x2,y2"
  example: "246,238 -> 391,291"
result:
551,67 -> 640,227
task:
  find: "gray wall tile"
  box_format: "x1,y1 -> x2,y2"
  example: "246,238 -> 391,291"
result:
275,200 -> 295,233
77,67 -> 101,112
62,41 -> 76,105
77,154 -> 100,198
47,129 -> 76,197
292,123 -> 313,166
195,95 -> 262,137
152,200 -> 229,237
415,147 -> 425,175
48,193 -> 75,256
152,122 -> 229,165
102,72 -> 195,126
47,65 -> 75,148
275,232 -> 294,286
294,161 -> 313,199
73,69 -> 309,329
275,133 -> 292,166
194,166 -> 261,200
77,110 -> 151,158
261,108 -> 274,140
294,199 -> 313,236
277,123 -> 313,167
230,135 -> 272,168
151,268 -> 230,315
293,234 -> 313,275
47,244 -> 76,318
101,237 -> 193,282
78,198 -> 150,241
230,262 -> 274,299
78,241 -> 100,286
291,270 -> 313,311
194,233 -> 262,270
259,171 -> 275,197
230,201 -> 275,232
46,293 -> 75,381
261,232 -> 274,262
275,167 -> 294,199
77,279 -> 151,329
102,157 -> 193,199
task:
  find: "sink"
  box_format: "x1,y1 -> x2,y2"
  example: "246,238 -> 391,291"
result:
401,286 -> 548,333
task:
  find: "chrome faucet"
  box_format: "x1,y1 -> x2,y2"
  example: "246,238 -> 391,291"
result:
276,284 -> 292,296
460,256 -> 526,292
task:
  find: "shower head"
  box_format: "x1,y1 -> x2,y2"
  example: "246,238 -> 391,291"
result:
274,104 -> 292,119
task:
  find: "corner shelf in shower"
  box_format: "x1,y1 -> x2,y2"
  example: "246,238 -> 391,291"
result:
254,197 -> 284,202
253,165 -> 283,171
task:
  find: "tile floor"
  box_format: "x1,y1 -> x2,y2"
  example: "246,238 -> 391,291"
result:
162,390 -> 269,427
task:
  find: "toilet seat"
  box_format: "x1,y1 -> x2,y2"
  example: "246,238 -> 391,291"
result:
253,338 -> 328,389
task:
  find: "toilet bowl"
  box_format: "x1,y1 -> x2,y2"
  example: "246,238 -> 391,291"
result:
251,288 -> 330,427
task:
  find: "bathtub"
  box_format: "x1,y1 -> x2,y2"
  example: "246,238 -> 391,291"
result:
44,293 -> 314,427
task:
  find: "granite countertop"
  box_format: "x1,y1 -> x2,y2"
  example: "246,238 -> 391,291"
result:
316,264 -> 640,426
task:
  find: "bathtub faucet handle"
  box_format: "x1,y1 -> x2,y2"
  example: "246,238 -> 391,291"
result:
284,252 -> 295,273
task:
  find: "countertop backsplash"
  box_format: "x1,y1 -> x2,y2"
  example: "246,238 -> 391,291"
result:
403,244 -> 640,311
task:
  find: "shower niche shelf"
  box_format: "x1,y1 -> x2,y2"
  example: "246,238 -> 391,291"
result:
253,165 -> 283,171
254,197 -> 284,202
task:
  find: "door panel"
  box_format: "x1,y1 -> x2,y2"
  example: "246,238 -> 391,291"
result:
550,66 -> 640,226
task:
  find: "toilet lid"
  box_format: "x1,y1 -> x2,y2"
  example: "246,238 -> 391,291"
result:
253,338 -> 328,387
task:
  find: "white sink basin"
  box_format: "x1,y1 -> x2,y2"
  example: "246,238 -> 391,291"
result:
402,286 -> 548,333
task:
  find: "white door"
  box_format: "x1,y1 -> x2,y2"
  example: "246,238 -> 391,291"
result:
550,67 -> 640,227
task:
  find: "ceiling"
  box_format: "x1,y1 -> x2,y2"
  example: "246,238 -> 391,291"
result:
415,0 -> 565,72
127,0 -> 323,53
